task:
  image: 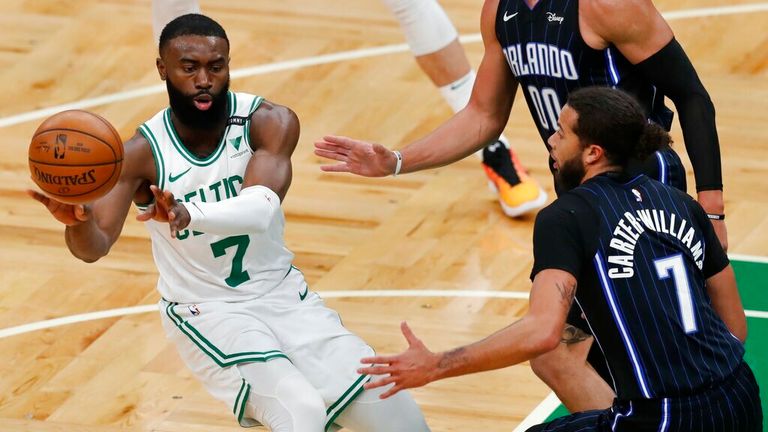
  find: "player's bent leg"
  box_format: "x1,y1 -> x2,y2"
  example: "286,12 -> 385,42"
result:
333,384 -> 430,431
530,325 -> 614,413
238,359 -> 327,432
380,0 -> 458,57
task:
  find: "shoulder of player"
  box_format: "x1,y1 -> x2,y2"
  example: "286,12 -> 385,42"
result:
535,192 -> 594,227
581,0 -> 656,41
480,0 -> 502,45
247,99 -> 300,153
121,131 -> 156,182
536,190 -> 601,231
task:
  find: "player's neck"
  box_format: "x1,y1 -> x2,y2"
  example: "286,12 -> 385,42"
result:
524,0 -> 540,9
170,113 -> 228,158
581,163 -> 622,184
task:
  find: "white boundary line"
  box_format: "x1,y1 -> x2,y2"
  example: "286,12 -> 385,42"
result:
0,290 -> 529,339
513,392 -> 562,432
1,3 -> 766,129
729,253 -> 768,265
1,285 -> 765,339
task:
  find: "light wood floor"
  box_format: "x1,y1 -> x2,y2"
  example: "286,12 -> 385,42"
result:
1,0 -> 766,430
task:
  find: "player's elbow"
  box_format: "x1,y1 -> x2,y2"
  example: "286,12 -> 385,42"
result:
539,328 -> 562,354
732,318 -> 747,343
530,323 -> 562,356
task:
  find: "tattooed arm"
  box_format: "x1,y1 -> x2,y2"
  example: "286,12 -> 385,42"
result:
359,269 -> 577,398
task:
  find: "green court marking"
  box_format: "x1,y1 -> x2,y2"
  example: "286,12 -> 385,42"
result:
732,260 -> 768,312
543,258 -> 768,428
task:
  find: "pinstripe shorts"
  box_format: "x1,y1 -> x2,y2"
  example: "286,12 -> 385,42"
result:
527,362 -> 762,431
158,268 -> 373,427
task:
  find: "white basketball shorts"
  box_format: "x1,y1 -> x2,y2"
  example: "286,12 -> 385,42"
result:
159,266 -> 373,426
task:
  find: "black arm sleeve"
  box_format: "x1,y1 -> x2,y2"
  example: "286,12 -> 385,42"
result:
635,38 -> 722,192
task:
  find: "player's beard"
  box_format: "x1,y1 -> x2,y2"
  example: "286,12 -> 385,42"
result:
166,77 -> 230,130
554,154 -> 586,192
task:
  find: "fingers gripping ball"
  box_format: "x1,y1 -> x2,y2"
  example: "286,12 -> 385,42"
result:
29,110 -> 124,204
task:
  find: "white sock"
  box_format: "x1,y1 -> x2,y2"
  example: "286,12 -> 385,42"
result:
438,70 -> 475,113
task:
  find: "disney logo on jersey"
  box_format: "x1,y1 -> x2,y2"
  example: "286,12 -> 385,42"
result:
502,43 -> 578,80
546,12 -> 564,24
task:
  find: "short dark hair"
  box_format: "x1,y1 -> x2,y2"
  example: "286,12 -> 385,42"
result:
567,87 -> 670,167
159,14 -> 229,54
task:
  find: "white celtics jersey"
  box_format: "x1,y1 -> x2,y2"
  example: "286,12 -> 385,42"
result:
137,92 -> 294,303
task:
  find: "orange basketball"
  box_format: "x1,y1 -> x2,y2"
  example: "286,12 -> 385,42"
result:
29,110 -> 123,204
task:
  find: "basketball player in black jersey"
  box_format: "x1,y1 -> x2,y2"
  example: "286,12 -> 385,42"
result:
355,87 -> 761,431
315,0 -> 731,412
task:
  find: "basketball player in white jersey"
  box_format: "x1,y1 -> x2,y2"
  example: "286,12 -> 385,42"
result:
151,0 -> 546,217
29,13 -> 429,432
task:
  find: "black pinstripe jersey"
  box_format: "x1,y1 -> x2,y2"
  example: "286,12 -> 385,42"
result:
531,173 -> 744,400
495,0 -> 673,147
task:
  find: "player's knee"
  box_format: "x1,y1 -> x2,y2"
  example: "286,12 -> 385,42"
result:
334,386 -> 430,431
378,0 -> 457,56
275,373 -> 326,429
530,348 -> 566,382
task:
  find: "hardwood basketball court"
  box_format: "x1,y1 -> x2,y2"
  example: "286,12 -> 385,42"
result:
1,0 -> 767,430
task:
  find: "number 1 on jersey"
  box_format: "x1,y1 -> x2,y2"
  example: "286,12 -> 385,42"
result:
654,254 -> 698,334
211,235 -> 251,288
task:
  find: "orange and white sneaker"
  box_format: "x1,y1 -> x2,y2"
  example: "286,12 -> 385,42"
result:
481,140 -> 548,217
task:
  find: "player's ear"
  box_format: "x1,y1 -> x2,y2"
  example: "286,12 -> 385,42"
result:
583,144 -> 603,165
156,57 -> 167,81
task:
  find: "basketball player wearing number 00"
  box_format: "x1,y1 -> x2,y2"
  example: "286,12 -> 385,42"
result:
28,14 -> 429,432
314,0 -> 731,413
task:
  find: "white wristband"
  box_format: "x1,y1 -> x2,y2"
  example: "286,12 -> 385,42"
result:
392,150 -> 403,177
186,185 -> 280,235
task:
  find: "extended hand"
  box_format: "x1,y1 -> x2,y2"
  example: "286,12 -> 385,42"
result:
27,190 -> 90,226
314,135 -> 398,177
136,185 -> 190,238
357,322 -> 439,399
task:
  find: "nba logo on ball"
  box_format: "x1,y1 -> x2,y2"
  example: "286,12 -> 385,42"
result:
54,134 -> 67,159
28,110 -> 124,204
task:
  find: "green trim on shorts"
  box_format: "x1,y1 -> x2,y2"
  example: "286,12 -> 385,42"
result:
164,302 -> 289,367
233,378 -> 251,424
324,373 -> 371,430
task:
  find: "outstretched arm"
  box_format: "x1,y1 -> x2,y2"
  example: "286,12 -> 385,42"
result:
30,133 -> 155,262
358,269 -> 575,398
314,0 -> 518,177
584,0 -> 727,249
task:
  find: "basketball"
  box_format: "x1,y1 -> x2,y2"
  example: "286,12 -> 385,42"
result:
28,110 -> 124,204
